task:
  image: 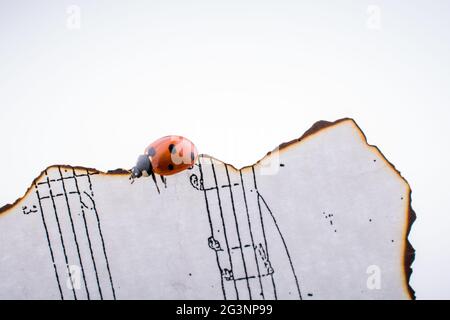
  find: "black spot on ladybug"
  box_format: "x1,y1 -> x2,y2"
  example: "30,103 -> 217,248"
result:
168,164 -> 174,170
191,152 -> 195,161
147,147 -> 156,157
168,144 -> 176,154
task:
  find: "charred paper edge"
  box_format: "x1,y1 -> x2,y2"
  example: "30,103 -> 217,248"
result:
0,118 -> 415,299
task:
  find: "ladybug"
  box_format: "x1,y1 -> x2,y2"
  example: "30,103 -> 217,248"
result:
130,135 -> 198,184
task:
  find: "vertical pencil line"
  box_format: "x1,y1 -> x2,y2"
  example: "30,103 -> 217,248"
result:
46,173 -> 77,300
71,168 -> 103,299
225,164 -> 252,299
58,167 -> 90,299
210,159 -> 239,299
252,166 -> 278,299
84,170 -> 117,300
258,193 -> 303,300
240,170 -> 264,300
35,188 -> 64,300
197,158 -> 226,299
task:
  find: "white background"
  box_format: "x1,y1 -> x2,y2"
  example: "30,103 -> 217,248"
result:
0,0 -> 449,299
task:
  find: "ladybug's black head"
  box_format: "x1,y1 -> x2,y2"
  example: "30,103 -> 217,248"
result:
130,154 -> 152,180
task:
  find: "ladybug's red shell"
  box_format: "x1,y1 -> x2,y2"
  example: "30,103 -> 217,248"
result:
144,136 -> 198,176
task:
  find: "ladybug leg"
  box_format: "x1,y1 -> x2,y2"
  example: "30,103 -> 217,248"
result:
160,175 -> 167,188
150,171 -> 160,194
141,158 -> 160,194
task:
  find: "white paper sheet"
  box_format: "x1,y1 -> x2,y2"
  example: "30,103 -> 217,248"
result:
0,119 -> 414,299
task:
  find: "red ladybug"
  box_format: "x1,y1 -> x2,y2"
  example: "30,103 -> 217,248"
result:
131,136 -> 198,182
